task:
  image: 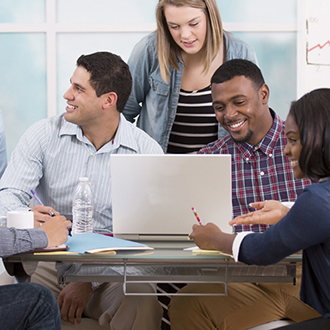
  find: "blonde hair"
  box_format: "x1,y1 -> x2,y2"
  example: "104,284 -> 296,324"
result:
156,0 -> 223,83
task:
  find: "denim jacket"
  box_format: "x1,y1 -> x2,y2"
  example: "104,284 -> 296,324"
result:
123,31 -> 258,152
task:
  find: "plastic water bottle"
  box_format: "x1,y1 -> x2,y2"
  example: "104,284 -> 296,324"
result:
72,177 -> 94,234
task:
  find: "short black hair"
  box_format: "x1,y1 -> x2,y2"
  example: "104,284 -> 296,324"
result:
76,52 -> 132,112
289,88 -> 330,182
211,59 -> 265,90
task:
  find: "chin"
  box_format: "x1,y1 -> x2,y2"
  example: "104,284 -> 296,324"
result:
64,113 -> 76,124
231,128 -> 253,144
293,170 -> 306,180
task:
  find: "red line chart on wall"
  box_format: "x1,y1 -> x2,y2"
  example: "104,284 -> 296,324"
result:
306,1 -> 330,66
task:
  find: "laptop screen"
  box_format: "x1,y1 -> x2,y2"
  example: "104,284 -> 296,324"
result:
111,154 -> 232,241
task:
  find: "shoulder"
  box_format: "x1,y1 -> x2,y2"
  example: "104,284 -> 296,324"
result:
291,181 -> 330,222
120,115 -> 163,154
22,115 -> 66,147
305,180 -> 330,196
129,32 -> 157,62
224,31 -> 257,64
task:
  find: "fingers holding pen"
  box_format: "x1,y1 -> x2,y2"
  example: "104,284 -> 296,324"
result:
31,205 -> 59,227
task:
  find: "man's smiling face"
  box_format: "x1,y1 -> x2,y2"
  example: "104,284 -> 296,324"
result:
212,75 -> 271,145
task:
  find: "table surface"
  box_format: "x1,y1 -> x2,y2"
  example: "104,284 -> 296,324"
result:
3,241 -> 302,289
3,240 -> 303,263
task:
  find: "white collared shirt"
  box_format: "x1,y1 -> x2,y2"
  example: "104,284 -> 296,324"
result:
0,113 -> 163,231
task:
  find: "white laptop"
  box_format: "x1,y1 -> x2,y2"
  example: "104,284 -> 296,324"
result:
111,154 -> 232,241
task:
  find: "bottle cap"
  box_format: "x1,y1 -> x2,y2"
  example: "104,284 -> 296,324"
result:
79,177 -> 89,182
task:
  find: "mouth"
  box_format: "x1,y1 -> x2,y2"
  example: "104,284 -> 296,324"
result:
182,40 -> 197,47
227,119 -> 247,131
66,105 -> 78,112
290,160 -> 299,168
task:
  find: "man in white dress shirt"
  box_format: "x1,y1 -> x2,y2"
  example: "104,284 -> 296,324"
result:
0,52 -> 163,329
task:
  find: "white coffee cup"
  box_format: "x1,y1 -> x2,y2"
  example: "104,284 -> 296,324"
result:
5,211 -> 34,229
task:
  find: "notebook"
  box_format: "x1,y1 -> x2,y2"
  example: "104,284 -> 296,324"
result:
111,154 -> 232,241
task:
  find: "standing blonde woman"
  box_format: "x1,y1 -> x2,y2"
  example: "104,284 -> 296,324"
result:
123,0 -> 258,153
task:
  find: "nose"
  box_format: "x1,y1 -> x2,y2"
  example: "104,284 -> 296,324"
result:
63,85 -> 74,100
181,26 -> 191,39
224,104 -> 238,121
283,142 -> 290,156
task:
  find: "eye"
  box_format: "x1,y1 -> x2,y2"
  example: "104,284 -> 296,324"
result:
213,105 -> 224,112
190,22 -> 199,27
169,25 -> 178,30
75,85 -> 83,93
235,100 -> 245,106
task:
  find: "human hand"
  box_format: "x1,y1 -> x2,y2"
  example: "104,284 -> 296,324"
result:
31,204 -> 59,227
57,282 -> 93,325
229,200 -> 290,226
189,223 -> 235,255
40,215 -> 71,248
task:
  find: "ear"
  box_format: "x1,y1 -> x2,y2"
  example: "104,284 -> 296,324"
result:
259,83 -> 270,105
102,92 -> 118,110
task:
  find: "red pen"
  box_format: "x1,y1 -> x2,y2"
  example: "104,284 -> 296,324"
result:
191,207 -> 202,225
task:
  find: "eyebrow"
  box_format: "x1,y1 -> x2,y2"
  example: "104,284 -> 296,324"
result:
70,78 -> 86,92
212,94 -> 247,106
285,130 -> 298,135
167,16 -> 202,25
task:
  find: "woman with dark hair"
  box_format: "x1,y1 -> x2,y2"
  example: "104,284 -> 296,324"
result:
123,0 -> 257,153
189,88 -> 330,329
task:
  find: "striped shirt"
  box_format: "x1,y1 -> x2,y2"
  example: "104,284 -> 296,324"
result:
198,109 -> 311,233
0,113 -> 163,231
0,227 -> 48,258
167,86 -> 218,153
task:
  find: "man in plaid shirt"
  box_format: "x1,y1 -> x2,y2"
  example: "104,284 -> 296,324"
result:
169,60 -> 321,329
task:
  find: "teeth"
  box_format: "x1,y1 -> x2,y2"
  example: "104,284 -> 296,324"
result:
291,160 -> 298,166
229,121 -> 244,128
68,105 -> 77,110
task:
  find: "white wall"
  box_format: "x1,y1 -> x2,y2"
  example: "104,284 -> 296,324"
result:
0,0 -> 301,160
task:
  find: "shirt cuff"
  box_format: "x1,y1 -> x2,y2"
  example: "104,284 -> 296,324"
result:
232,232 -> 253,262
29,228 -> 49,249
281,201 -> 295,208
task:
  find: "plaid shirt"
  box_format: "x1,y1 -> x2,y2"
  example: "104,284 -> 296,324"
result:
198,109 -> 310,233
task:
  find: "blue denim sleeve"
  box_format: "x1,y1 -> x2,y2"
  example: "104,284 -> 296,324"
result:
124,33 -> 157,123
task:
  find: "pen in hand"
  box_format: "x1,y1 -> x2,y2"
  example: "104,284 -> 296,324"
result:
30,189 -> 55,217
30,189 -> 72,236
191,207 -> 202,225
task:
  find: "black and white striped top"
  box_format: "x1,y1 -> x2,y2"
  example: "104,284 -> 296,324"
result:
167,85 -> 218,154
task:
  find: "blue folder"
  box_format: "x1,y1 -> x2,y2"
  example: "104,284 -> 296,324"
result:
66,232 -> 153,254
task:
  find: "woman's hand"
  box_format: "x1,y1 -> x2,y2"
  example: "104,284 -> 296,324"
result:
229,200 -> 290,226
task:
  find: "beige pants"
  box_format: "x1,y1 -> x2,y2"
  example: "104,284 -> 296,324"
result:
168,264 -> 320,330
31,262 -> 163,330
